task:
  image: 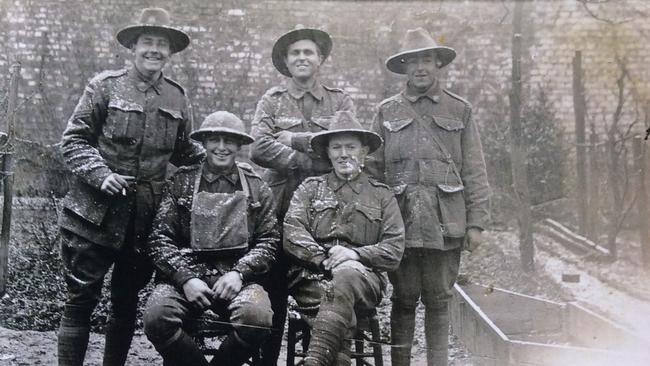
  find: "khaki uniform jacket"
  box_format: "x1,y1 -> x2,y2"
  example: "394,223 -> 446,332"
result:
58,68 -> 205,248
369,85 -> 489,250
250,81 -> 355,217
284,172 -> 405,287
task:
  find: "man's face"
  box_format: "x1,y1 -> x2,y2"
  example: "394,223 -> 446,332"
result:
203,134 -> 241,171
285,39 -> 323,81
327,134 -> 369,179
132,32 -> 171,78
405,50 -> 440,92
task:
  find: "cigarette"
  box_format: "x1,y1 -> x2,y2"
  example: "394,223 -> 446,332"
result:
122,188 -> 127,196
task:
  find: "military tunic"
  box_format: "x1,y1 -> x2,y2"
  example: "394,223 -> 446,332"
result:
250,79 -> 355,217
284,172 -> 405,303
369,82 -> 489,250
59,67 -> 205,248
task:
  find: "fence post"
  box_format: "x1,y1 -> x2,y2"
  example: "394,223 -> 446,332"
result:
587,124 -> 599,240
573,50 -> 588,236
0,62 -> 20,296
633,136 -> 649,268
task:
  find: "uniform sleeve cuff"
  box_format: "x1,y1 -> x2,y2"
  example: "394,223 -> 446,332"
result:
232,264 -> 252,283
172,269 -> 199,289
86,167 -> 113,190
311,254 -> 327,272
351,248 -> 370,266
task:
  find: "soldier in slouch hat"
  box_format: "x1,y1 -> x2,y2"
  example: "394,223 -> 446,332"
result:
57,8 -> 204,365
249,26 -> 356,365
369,27 -> 490,366
284,111 -> 405,366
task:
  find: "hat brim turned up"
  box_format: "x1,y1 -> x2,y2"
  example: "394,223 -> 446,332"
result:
310,129 -> 383,159
272,28 -> 332,77
386,46 -> 456,74
116,25 -> 190,54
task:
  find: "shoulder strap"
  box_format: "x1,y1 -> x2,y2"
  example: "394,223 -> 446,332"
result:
236,166 -> 251,199
397,94 -> 463,182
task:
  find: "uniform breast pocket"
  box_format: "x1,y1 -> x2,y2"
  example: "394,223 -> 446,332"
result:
352,203 -> 382,245
383,118 -> 414,160
104,99 -> 144,143
310,199 -> 338,237
311,116 -> 333,131
432,116 -> 464,149
275,116 -> 303,131
159,107 -> 182,151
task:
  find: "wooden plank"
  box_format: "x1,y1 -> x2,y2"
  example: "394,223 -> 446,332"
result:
451,284 -> 510,366
460,284 -> 564,337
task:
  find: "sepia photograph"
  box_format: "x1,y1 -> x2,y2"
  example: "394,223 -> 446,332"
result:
0,0 -> 649,365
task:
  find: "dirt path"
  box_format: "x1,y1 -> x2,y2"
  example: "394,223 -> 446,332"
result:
535,233 -> 650,338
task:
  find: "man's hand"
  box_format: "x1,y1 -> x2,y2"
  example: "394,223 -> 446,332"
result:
273,131 -> 294,147
463,228 -> 484,252
100,173 -> 135,196
212,271 -> 243,301
182,278 -> 214,309
322,245 -> 360,271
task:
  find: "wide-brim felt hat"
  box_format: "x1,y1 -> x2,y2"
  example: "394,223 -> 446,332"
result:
190,111 -> 254,145
386,27 -> 456,74
116,8 -> 190,54
272,27 -> 332,77
310,111 -> 383,157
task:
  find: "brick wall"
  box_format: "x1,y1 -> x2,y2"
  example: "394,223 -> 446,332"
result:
0,0 -> 648,145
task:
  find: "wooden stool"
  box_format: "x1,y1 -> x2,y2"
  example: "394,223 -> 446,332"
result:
186,310 -> 262,365
286,307 -> 384,366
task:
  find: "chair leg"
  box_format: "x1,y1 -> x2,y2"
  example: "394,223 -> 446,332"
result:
354,337 -> 364,366
287,319 -> 297,366
370,317 -> 383,366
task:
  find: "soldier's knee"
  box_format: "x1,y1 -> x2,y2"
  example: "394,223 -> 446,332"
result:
143,303 -> 182,346
237,303 -> 273,329
391,294 -> 419,311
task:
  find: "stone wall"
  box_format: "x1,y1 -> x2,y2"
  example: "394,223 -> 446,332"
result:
1,0 -> 648,145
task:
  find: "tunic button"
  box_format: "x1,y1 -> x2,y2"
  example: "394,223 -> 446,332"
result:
440,225 -> 447,234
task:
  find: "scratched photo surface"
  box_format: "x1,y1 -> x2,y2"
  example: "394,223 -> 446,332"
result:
0,1 -> 649,365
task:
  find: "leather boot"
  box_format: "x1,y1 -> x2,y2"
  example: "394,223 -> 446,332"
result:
209,333 -> 256,366
425,302 -> 450,366
58,304 -> 93,366
102,317 -> 135,366
158,332 -> 209,366
390,304 -> 416,366
304,311 -> 348,366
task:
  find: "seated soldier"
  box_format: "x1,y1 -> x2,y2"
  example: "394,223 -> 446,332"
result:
284,111 -> 405,366
143,111 -> 279,366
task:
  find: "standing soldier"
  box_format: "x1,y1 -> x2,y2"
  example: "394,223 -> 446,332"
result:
249,27 -> 355,364
143,111 -> 279,366
369,28 -> 490,366
57,8 -> 204,366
